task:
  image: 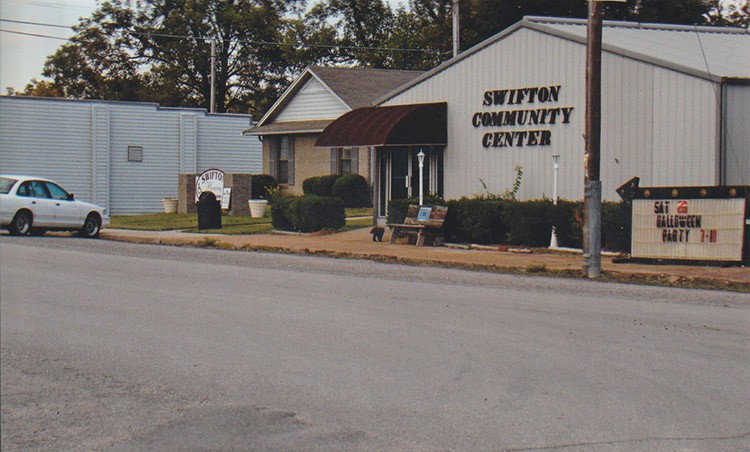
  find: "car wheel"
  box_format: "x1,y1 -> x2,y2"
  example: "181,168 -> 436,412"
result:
8,211 -> 32,236
78,214 -> 101,238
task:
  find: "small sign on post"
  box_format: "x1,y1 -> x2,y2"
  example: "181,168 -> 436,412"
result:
221,187 -> 232,210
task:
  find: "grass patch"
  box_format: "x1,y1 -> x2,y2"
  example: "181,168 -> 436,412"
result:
111,208 -> 372,235
345,207 -> 373,218
111,213 -> 272,232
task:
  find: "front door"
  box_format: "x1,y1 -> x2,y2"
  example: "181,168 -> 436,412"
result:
390,147 -> 410,201
377,147 -> 443,218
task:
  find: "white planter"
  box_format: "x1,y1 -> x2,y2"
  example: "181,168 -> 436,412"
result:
162,198 -> 178,214
248,199 -> 268,218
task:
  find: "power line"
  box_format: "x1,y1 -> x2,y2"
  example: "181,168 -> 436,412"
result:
0,18 -> 72,29
0,28 -> 69,40
0,18 -> 446,54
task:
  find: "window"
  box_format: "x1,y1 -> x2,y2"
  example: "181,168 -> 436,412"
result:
278,137 -> 291,184
26,181 -> 51,198
340,148 -> 353,174
128,146 -> 143,162
271,136 -> 294,185
44,182 -> 70,200
16,182 -> 31,197
0,177 -> 17,194
330,147 -> 359,175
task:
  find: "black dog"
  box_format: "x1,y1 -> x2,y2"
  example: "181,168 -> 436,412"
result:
370,227 -> 385,242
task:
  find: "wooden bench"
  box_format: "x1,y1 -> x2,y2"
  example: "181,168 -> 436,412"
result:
387,204 -> 448,246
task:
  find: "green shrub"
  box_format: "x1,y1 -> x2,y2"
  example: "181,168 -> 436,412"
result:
386,195 -> 631,250
250,174 -> 277,200
270,196 -> 296,231
271,195 -> 345,232
502,200 -> 556,246
332,174 -> 371,207
602,201 -> 631,252
444,197 -> 510,244
553,200 -> 583,248
551,200 -> 631,252
302,175 -> 341,197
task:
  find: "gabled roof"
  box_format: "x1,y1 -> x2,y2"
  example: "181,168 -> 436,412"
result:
255,66 -> 423,129
378,16 -> 750,104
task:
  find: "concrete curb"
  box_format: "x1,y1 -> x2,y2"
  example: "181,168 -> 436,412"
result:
99,228 -> 750,293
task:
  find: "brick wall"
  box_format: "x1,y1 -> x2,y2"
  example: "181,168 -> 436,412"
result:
263,134 -> 372,196
178,173 -> 255,215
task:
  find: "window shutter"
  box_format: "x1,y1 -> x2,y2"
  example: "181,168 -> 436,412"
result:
268,138 -> 277,179
330,148 -> 339,174
287,136 -> 295,186
351,148 -> 359,174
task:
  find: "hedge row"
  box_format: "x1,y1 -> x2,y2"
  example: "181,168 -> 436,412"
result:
388,197 -> 631,252
271,195 -> 346,232
302,174 -> 371,208
303,175 -> 340,197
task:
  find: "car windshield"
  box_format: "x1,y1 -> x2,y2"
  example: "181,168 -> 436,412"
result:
0,177 -> 18,194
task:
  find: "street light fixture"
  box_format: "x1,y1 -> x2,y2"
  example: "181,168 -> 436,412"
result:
550,152 -> 560,248
417,150 -> 425,206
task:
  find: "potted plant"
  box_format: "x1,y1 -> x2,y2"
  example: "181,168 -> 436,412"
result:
162,197 -> 178,213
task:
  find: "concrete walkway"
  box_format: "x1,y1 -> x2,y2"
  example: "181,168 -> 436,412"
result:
100,227 -> 750,291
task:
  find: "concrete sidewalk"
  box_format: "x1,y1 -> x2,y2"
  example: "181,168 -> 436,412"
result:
100,227 -> 750,291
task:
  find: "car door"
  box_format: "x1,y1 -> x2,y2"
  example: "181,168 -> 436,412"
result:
44,181 -> 82,227
20,181 -> 58,227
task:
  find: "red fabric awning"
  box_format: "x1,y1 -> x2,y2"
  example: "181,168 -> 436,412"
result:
315,102 -> 447,147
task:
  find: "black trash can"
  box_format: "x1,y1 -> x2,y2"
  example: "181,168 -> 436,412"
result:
197,191 -> 222,230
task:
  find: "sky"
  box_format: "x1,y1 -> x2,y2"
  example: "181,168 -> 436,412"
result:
0,0 -> 408,92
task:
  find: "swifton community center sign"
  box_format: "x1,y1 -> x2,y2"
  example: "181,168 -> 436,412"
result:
471,85 -> 574,149
195,169 -> 225,203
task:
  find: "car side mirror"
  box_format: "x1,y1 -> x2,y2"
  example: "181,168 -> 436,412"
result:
67,193 -> 75,201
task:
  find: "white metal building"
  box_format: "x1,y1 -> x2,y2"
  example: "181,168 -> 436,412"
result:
0,96 -> 261,214
317,17 -> 750,218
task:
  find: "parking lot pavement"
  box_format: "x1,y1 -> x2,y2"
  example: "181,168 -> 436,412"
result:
99,227 -> 750,291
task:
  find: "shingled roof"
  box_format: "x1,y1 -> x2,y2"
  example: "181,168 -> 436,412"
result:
251,66 -> 423,132
308,66 -> 423,109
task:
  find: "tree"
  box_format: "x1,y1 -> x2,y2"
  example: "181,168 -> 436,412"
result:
15,0 -> 732,112
705,0 -> 750,26
24,0 -> 306,116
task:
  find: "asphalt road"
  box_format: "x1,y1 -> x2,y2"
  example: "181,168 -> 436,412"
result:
1,237 -> 749,451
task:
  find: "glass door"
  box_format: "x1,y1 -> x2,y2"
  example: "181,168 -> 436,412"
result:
377,146 -> 444,218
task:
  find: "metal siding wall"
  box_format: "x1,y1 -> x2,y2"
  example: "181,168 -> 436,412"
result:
180,113 -> 198,174
0,97 -> 94,202
723,84 -> 750,185
651,69 -> 718,187
275,78 -> 349,121
91,105 -> 111,210
109,105 -> 181,214
384,28 -> 722,202
1,97 -> 257,215
196,115 -> 261,173
386,29 -> 588,201
600,54 -> 655,197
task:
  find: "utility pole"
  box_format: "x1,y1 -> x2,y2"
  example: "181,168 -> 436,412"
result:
210,39 -> 216,114
583,0 -> 604,278
452,0 -> 460,57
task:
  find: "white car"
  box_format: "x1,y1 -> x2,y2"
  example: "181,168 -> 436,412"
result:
0,175 -> 110,238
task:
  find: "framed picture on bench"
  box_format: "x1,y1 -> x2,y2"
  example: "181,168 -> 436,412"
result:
417,206 -> 432,222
